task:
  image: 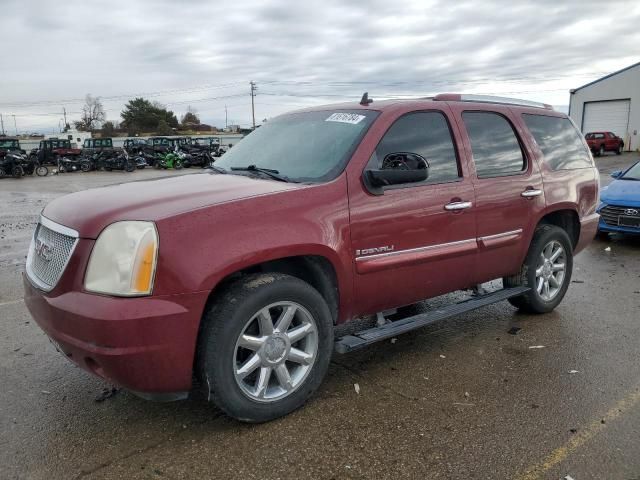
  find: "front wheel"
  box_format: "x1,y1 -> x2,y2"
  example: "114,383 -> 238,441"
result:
503,225 -> 573,314
197,273 -> 333,422
81,162 -> 92,172
598,145 -> 605,157
12,166 -> 24,178
36,165 -> 49,176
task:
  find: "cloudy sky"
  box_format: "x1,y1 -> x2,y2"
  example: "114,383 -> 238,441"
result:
1,0 -> 639,134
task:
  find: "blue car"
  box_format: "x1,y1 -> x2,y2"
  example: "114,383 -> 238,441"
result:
597,160 -> 640,236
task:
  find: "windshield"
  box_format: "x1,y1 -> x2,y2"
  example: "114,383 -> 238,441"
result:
621,162 -> 640,180
215,110 -> 378,182
0,140 -> 19,149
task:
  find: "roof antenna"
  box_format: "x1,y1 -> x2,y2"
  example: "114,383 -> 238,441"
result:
360,92 -> 373,106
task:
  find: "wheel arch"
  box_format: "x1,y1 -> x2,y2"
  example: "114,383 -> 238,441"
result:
534,208 -> 580,250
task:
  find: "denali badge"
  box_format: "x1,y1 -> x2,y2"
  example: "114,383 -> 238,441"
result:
356,245 -> 395,256
34,238 -> 53,262
624,208 -> 639,216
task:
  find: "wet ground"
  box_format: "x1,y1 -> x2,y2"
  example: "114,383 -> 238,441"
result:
1,155 -> 639,480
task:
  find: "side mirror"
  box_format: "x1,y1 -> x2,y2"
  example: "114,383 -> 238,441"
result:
610,170 -> 622,178
365,152 -> 429,194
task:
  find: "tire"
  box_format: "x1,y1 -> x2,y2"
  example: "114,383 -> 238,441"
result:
596,229 -> 609,240
81,162 -> 91,172
503,225 -> 573,314
125,163 -> 135,173
174,161 -> 183,170
616,144 -> 623,155
0,167 -> 5,178
36,165 -> 48,176
197,273 -> 333,422
12,166 -> 24,178
598,145 -> 605,157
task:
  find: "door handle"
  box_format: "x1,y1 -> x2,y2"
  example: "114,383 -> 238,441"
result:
521,189 -> 542,198
445,201 -> 473,211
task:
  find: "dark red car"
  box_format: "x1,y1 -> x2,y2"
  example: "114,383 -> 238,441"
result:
585,131 -> 624,156
23,94 -> 599,422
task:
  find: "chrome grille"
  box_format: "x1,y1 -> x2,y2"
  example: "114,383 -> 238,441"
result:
600,205 -> 640,227
26,217 -> 78,291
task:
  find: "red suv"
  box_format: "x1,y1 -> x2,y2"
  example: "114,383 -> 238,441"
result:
24,94 -> 599,422
585,131 -> 624,156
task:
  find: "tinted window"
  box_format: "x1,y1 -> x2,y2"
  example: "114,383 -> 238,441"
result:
372,112 -> 460,185
462,112 -> 525,178
523,114 -> 592,170
594,133 -> 605,139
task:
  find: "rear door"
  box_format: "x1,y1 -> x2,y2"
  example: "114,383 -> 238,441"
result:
450,104 -> 544,283
348,107 -> 477,315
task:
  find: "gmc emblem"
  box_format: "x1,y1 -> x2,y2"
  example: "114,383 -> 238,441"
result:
34,238 -> 53,262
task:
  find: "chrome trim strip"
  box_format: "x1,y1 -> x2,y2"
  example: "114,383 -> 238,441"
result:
39,214 -> 79,238
25,216 -> 79,292
355,238 -> 477,261
478,228 -> 523,242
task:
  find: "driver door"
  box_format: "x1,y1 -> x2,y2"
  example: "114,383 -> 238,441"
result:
348,108 -> 477,315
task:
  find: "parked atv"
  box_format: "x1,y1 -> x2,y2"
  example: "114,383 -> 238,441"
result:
0,151 -> 27,178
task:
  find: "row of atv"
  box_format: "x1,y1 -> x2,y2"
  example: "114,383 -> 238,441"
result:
0,135 -> 224,178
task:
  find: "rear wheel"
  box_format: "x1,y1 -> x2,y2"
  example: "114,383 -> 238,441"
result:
616,144 -> 623,155
504,225 -> 573,313
81,162 -> 91,172
12,166 -> 24,178
36,165 -> 48,176
197,273 -> 333,422
598,145 -> 605,157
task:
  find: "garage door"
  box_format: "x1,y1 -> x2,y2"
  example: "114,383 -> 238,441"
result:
582,100 -> 630,140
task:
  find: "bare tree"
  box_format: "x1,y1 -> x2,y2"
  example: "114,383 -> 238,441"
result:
74,94 -> 106,131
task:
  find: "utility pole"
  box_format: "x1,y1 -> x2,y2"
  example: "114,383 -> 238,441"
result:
225,105 -> 228,128
12,115 -> 17,135
63,107 -> 68,131
0,113 -> 5,135
250,81 -> 257,130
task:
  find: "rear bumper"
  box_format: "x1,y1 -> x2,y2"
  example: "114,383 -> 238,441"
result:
23,274 -> 208,397
575,213 -> 599,254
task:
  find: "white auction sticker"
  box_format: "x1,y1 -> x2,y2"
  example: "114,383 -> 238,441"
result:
325,113 -> 366,125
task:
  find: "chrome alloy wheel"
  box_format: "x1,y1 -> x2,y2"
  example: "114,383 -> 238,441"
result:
233,301 -> 318,402
535,240 -> 566,301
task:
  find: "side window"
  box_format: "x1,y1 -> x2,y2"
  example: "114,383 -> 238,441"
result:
372,111 -> 460,185
522,114 -> 592,170
83,139 -> 90,148
462,112 -> 525,178
105,139 -> 112,147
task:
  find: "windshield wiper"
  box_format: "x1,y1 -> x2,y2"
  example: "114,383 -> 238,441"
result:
230,165 -> 293,182
208,164 -> 227,174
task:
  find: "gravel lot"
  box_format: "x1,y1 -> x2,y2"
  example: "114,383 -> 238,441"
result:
1,155 -> 639,480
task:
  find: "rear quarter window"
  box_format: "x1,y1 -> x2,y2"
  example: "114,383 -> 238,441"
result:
522,114 -> 592,170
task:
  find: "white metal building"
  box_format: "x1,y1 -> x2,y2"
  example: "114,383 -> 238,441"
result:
569,62 -> 640,151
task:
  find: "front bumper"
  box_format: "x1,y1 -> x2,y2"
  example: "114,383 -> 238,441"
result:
23,274 -> 208,398
598,218 -> 640,235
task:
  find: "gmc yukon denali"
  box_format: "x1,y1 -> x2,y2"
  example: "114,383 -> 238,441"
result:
23,94 -> 599,422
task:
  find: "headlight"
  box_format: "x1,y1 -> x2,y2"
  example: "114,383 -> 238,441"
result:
85,221 -> 158,296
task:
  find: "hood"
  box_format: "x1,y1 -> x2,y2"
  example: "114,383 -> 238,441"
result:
601,178 -> 640,206
43,172 -> 303,238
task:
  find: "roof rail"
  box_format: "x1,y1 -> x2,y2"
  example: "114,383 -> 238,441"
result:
434,93 -> 553,110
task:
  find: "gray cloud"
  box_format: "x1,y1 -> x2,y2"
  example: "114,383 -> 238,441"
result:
1,0 -> 638,132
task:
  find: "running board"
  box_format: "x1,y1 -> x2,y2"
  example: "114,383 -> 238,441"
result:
334,286 -> 530,354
